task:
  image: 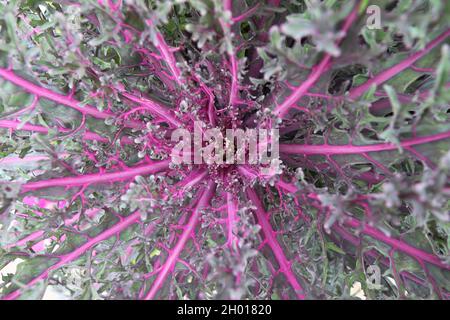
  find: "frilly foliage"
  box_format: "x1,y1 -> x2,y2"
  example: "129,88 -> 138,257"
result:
0,0 -> 449,300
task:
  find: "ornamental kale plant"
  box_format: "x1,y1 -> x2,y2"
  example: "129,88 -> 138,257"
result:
0,0 -> 449,300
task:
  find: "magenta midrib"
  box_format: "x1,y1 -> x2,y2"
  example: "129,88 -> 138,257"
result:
246,188 -> 306,299
279,130 -> 450,155
0,69 -> 142,129
276,183 -> 450,271
21,160 -> 171,192
155,32 -> 183,86
344,217 -> 450,270
333,224 -> 450,297
349,28 -> 450,99
144,181 -> 216,299
120,92 -> 182,127
0,120 -> 109,143
273,2 -> 361,118
0,69 -> 111,119
2,211 -> 141,300
226,192 -> 238,249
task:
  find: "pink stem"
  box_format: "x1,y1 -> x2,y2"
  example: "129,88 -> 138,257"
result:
348,28 -> 450,100
220,0 -> 239,110
0,69 -> 112,119
21,160 -> 170,192
4,207 -> 102,250
229,53 -> 239,107
277,183 -> 449,270
333,225 -> 449,298
2,211 -> 141,300
223,0 -> 232,12
120,92 -> 182,127
0,155 -> 65,166
0,120 -> 110,143
0,69 -> 142,129
155,32 -> 183,86
277,181 -> 450,294
280,130 -> 450,155
144,180 -> 216,299
273,1 -> 361,118
3,231 -> 45,250
226,192 -> 239,250
344,217 -> 450,270
232,3 -> 260,23
246,188 -> 305,299
177,170 -> 208,193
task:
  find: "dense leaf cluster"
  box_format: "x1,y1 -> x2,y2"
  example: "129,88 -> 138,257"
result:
0,0 -> 449,300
